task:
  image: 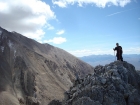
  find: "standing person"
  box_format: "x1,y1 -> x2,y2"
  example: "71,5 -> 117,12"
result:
113,43 -> 123,61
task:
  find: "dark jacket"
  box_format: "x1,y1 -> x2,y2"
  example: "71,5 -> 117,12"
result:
114,46 -> 123,56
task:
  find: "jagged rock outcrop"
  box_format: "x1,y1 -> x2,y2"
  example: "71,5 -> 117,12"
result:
0,27 -> 94,105
49,61 -> 140,105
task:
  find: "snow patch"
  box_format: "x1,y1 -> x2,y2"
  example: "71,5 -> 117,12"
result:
1,46 -> 4,52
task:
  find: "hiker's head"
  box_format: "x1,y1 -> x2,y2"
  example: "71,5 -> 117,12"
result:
116,43 -> 119,47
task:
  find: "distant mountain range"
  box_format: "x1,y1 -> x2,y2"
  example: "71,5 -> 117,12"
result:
80,54 -> 140,70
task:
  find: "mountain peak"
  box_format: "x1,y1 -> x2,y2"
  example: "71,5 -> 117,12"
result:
49,61 -> 140,105
0,27 -> 94,105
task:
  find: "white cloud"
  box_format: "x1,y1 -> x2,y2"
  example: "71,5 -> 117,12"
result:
0,2 -> 8,11
44,37 -> 67,44
56,30 -> 65,35
52,0 -> 67,8
46,24 -> 54,30
0,0 -> 56,40
119,0 -> 133,7
52,0 -> 131,8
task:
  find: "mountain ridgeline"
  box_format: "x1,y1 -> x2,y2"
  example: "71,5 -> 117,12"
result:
0,27 -> 140,105
49,61 -> 140,105
0,27 -> 94,105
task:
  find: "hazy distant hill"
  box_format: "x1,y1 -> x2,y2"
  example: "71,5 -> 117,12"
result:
80,54 -> 140,70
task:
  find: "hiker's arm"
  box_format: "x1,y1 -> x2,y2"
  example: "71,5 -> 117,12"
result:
113,47 -> 117,51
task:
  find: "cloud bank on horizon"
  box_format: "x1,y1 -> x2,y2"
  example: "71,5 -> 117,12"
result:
69,47 -> 140,57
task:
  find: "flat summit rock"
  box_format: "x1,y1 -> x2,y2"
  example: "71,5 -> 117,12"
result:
49,61 -> 140,105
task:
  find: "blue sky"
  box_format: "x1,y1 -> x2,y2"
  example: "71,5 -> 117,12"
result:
0,0 -> 140,56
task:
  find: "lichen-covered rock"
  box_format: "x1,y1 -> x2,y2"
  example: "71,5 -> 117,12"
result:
61,61 -> 140,105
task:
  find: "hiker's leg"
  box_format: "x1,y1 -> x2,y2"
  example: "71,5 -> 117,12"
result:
120,54 -> 123,61
117,55 -> 119,60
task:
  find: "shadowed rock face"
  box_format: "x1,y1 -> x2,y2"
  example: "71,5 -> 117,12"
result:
49,61 -> 140,105
0,27 -> 94,105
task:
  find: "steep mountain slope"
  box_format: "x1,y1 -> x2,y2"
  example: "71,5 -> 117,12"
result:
0,27 -> 94,105
49,61 -> 140,105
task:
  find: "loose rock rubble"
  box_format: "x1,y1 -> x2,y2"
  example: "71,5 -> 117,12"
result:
49,61 -> 140,105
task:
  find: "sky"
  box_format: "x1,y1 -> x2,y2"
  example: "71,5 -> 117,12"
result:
0,0 -> 140,57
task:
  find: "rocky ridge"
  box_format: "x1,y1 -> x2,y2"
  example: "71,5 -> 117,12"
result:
49,61 -> 140,105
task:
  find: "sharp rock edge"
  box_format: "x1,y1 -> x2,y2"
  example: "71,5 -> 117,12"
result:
49,61 -> 140,105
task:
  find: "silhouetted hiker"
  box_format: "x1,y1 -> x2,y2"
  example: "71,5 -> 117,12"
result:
113,43 -> 123,61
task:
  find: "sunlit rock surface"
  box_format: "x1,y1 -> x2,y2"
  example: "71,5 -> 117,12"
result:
49,61 -> 140,105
